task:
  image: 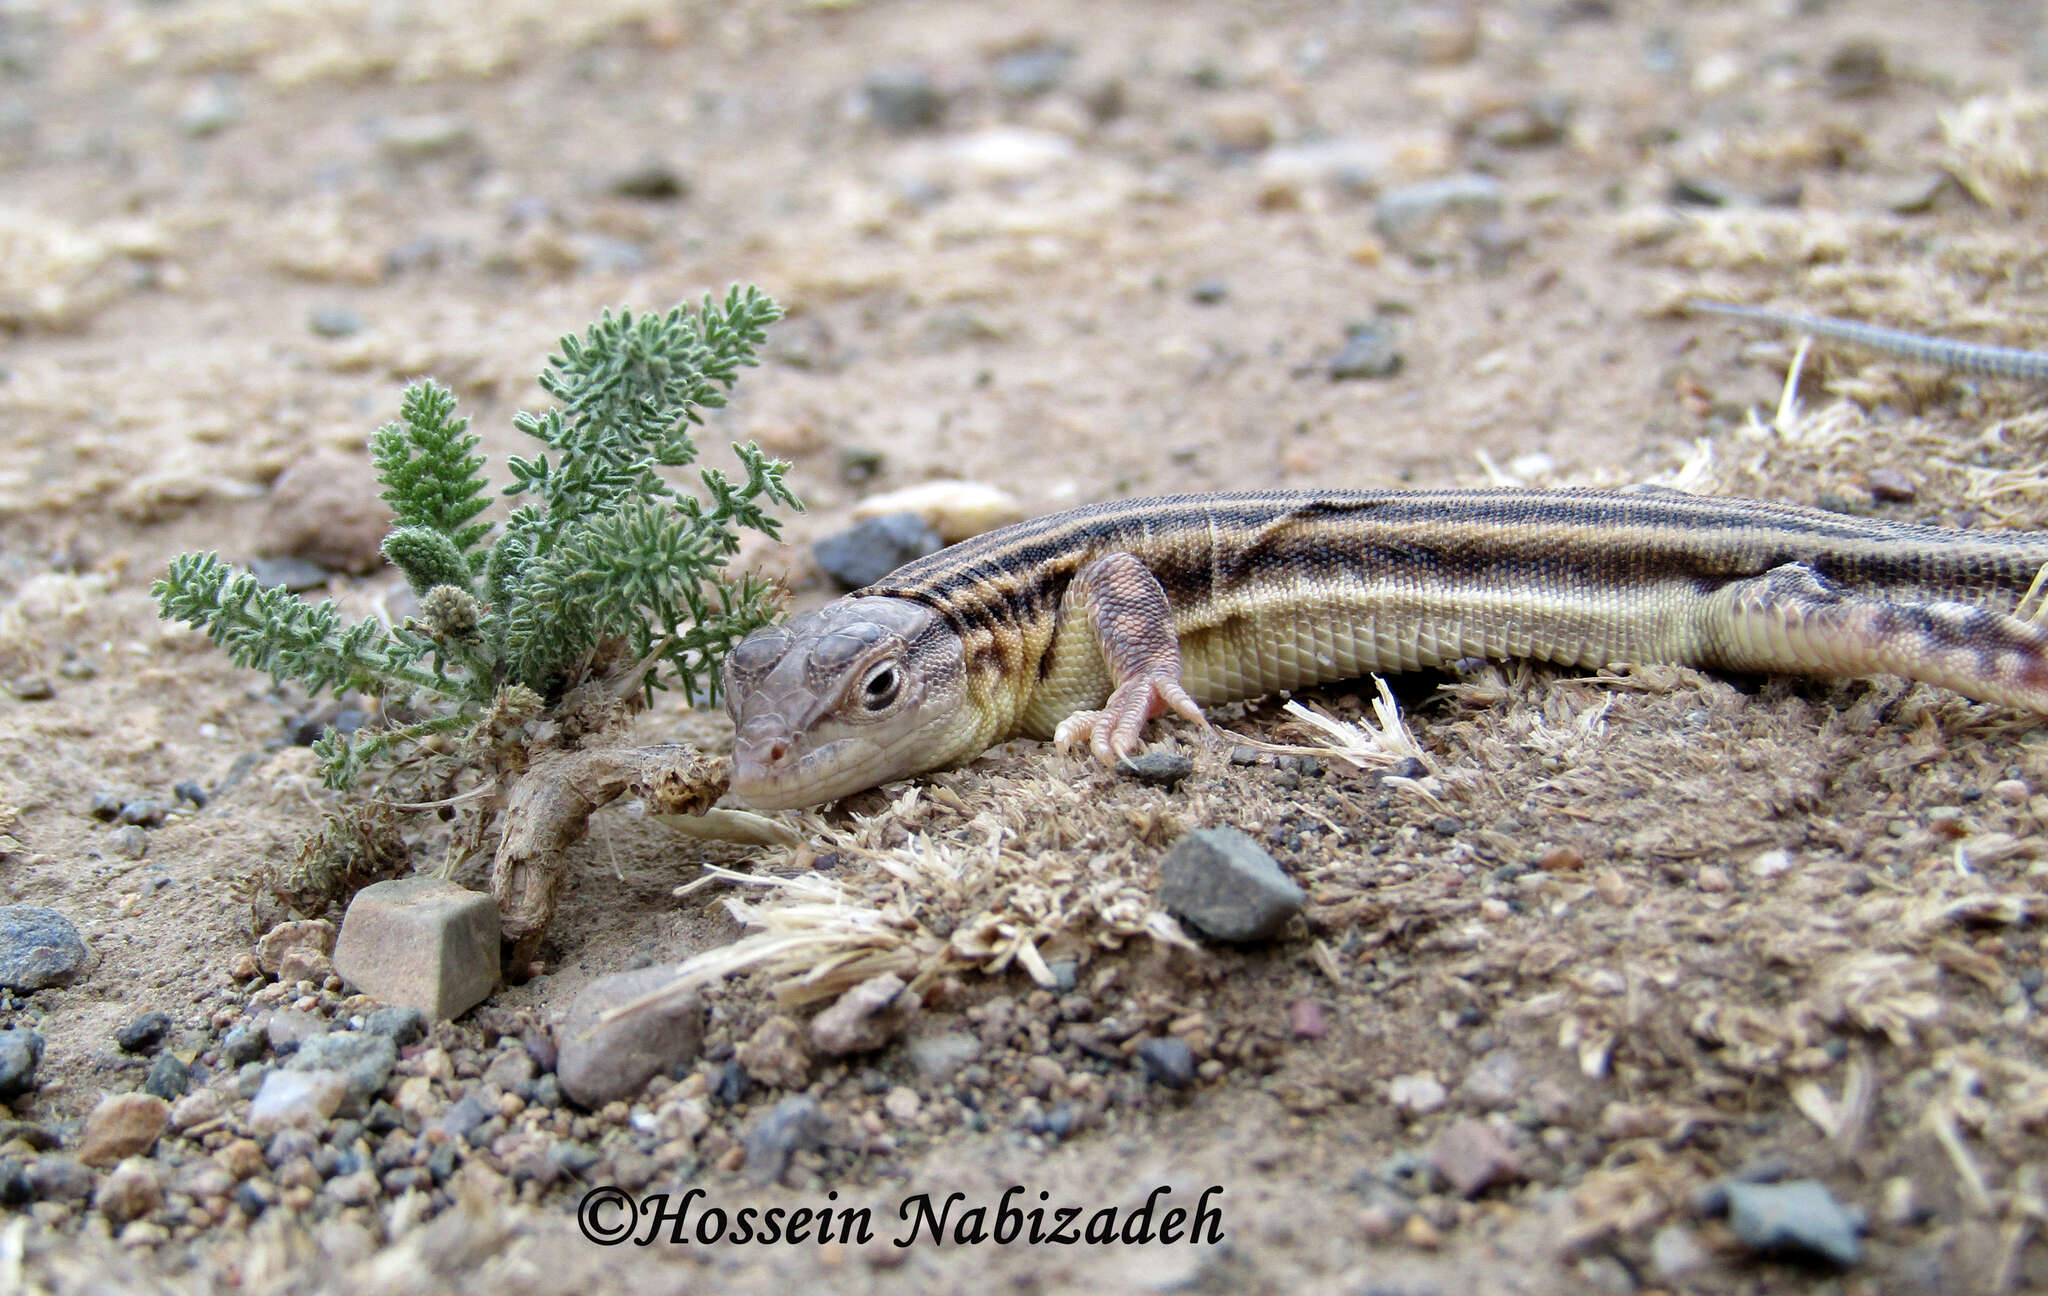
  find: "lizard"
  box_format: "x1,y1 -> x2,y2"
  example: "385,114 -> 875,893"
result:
1685,299 -> 2048,383
721,487 -> 2048,809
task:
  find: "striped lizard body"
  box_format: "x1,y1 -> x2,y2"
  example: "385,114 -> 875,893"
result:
723,488 -> 2048,809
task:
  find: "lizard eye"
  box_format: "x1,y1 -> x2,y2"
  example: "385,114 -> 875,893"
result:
859,664 -> 901,711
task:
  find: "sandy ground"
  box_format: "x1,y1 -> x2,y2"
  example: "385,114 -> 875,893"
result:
5,1 -> 2048,1292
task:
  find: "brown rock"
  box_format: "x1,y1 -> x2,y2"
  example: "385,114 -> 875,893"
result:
94,1157 -> 164,1223
553,965 -> 705,1109
736,1016 -> 812,1089
168,1087 -> 227,1132
78,1093 -> 170,1167
216,1139 -> 265,1181
332,877 -> 499,1020
1431,1117 -> 1522,1197
258,450 -> 392,574
809,974 -> 919,1056
256,919 -> 336,976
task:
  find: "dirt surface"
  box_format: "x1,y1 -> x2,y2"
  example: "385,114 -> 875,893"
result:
6,1 -> 2048,1292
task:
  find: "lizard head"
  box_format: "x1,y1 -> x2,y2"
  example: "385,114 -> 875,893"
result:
722,597 -> 974,809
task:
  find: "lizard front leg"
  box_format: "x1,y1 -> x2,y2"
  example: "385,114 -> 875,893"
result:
1050,552 -> 1211,765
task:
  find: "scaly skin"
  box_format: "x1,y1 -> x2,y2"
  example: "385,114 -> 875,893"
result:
722,488 -> 2048,809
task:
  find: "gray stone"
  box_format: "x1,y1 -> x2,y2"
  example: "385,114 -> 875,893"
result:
377,113 -> 475,160
744,1094 -> 830,1186
219,1020 -> 267,1066
248,1069 -> 349,1135
1457,1049 -> 1522,1110
1136,1037 -> 1195,1089
1158,828 -> 1304,942
286,1032 -> 397,1116
992,44 -> 1070,99
245,557 -> 332,592
1117,751 -> 1194,789
0,906 -> 89,991
903,1030 -> 981,1081
107,824 -> 148,858
553,965 -> 704,1109
265,1008 -> 326,1055
116,1011 -> 172,1054
28,1156 -> 94,1200
809,974 -> 919,1056
363,1005 -> 425,1046
482,1047 -> 536,1097
332,877 -> 499,1021
428,1093 -> 491,1142
608,162 -> 688,201
308,306 -> 362,338
864,68 -> 943,132
144,1053 -> 192,1101
812,512 -> 945,590
1328,323 -> 1402,381
1374,173 -> 1504,247
1723,1179 -> 1863,1267
0,1029 -> 42,1099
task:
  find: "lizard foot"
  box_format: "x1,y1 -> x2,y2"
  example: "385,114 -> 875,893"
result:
1054,674 -> 1209,767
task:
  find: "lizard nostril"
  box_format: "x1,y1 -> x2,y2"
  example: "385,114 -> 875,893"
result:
764,740 -> 789,765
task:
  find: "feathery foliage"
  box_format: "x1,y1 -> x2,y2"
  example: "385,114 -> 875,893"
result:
155,285 -> 799,790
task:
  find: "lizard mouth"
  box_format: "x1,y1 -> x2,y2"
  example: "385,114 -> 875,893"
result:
728,736 -> 895,810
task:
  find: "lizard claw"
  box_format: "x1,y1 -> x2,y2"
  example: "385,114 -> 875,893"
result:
1054,674 -> 1209,767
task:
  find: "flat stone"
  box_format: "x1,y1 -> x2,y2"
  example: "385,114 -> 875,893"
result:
1158,828 -> 1305,942
812,512 -> 944,590
94,1158 -> 163,1223
285,1032 -> 397,1116
553,965 -> 704,1109
0,1029 -> 43,1099
809,974 -> 919,1057
277,948 -> 333,986
1431,1118 -> 1521,1197
249,1069 -> 349,1135
1722,1179 -> 1863,1267
332,877 -> 499,1021
0,906 -> 90,991
78,1093 -> 171,1167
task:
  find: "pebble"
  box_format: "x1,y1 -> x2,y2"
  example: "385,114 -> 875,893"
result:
1135,1036 -> 1196,1090
1430,1118 -> 1520,1197
1749,849 -> 1793,880
6,675 -> 53,700
78,1093 -> 171,1167
308,306 -> 362,338
1118,751 -> 1193,789
735,1015 -> 812,1090
1825,39 -> 1889,98
94,1158 -> 163,1223
991,43 -> 1070,99
246,557 -> 334,592
277,948 -> 333,986
744,1094 -> 831,1186
176,79 -> 239,136
107,825 -> 147,859
325,1168 -> 381,1206
259,450 -> 392,575
332,877 -> 499,1020
377,113 -> 475,160
1256,137 -> 1386,202
1471,96 -> 1572,149
0,906 -> 90,991
173,781 -> 208,808
1866,468 -> 1916,503
1374,174 -> 1504,251
266,1008 -> 326,1055
1389,1072 -> 1448,1116
483,1047 -> 537,1098
864,69 -> 944,132
1189,279 -> 1228,305
363,1005 -> 426,1046
0,1029 -> 43,1099
144,1053 -> 192,1101
257,920 -> 336,977
428,1093 -> 491,1143
28,1156 -> 94,1200
117,800 -> 165,828
883,1086 -> 921,1124
248,1070 -> 349,1135
1289,999 -> 1327,1040
1401,5 -> 1482,65
1696,865 -> 1731,893
286,1031 -> 396,1116
904,1031 -> 981,1081
1448,1046 -> 1519,1109
168,1088 -> 227,1132
1327,323 -> 1402,380
810,974 -> 920,1056
608,162 -> 688,201
1205,101 -> 1275,153
116,1011 -> 172,1054
553,966 -> 705,1108
1158,828 -> 1305,942
813,513 -> 945,590
1650,1223 -> 1710,1279
0,1162 -> 28,1207
220,1020 -> 267,1067
1720,1179 -> 1863,1267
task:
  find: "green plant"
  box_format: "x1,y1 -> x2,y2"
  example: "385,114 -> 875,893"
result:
156,285 -> 799,793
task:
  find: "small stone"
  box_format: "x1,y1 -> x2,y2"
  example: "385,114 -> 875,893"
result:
883,1086 -> 921,1124
176,80 -> 239,136
1117,751 -> 1194,789
1327,324 -> 1402,380
308,306 -> 362,338
116,1012 -> 173,1054
1431,1118 -> 1521,1197
864,68 -> 944,132
28,1156 -> 95,1200
219,1021 -> 266,1066
144,1053 -> 192,1101
1749,849 -> 1793,880
286,1032 -> 397,1116
1865,468 -> 1916,503
256,920 -> 336,977
265,1008 -> 325,1055
810,974 -> 920,1056
735,1015 -> 812,1090
1720,1179 -> 1862,1267
744,1094 -> 831,1186
553,966 -> 705,1108
1389,1072 -> 1448,1116
1403,1213 -> 1442,1249
1696,865 -> 1731,893
1825,39 -> 1889,98
362,1005 -> 426,1046
246,557 -> 333,593
248,1070 -> 349,1135
1255,137 -> 1387,202
5,675 -> 53,701
1471,96 -> 1572,149
812,513 -> 945,590
332,878 -> 499,1021
173,782 -> 208,808
1402,5 -> 1481,65
1135,1037 -> 1196,1090
1289,999 -> 1327,1040
259,450 -> 392,575
107,825 -> 147,858
78,1094 -> 171,1167
277,949 -> 332,987
1539,846 -> 1583,872
116,800 -> 165,828
1158,827 -> 1305,942
94,1158 -> 163,1224
1205,101 -> 1275,153
608,161 -> 688,201
428,1093 -> 490,1142
169,1088 -> 227,1132
0,1029 -> 45,1099
1992,778 -> 2031,805
1189,279 -> 1228,305
1456,1050 -> 1521,1110
991,43 -> 1070,99
1650,1223 -> 1709,1279
378,113 -> 475,159
904,1030 -> 981,1081
483,1047 -> 537,1096
1374,174 -> 1503,251
0,907 -> 90,991
325,1169 -> 380,1206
